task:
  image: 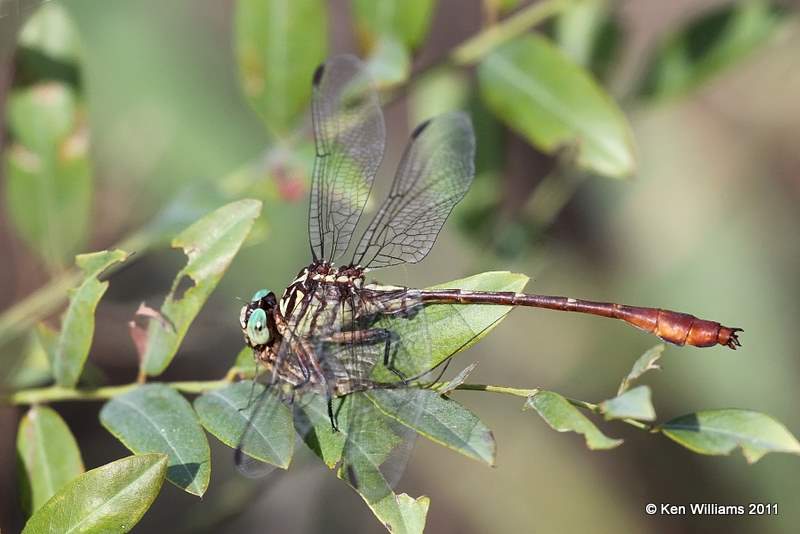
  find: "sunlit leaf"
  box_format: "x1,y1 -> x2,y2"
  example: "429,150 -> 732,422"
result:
478,34 -> 635,178
235,0 -> 327,133
141,199 -> 262,376
659,409 -> 800,463
18,1 -> 82,63
21,454 -> 167,534
194,381 -> 294,469
599,385 -> 656,421
371,271 -> 529,381
50,249 -> 129,387
369,492 -> 430,534
638,0 -> 786,100
526,390 -> 622,450
17,406 -> 84,514
352,0 -> 436,51
369,388 -> 496,465
618,344 -> 664,395
4,82 -> 92,270
99,385 -> 211,496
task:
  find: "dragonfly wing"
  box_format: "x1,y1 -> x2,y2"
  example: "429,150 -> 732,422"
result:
309,55 -> 386,262
352,112 -> 475,269
234,380 -> 292,478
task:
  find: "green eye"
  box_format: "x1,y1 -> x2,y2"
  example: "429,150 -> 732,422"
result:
246,308 -> 269,345
251,289 -> 268,302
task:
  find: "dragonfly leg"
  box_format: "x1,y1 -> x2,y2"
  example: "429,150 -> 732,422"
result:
322,328 -> 408,381
381,332 -> 408,382
327,396 -> 340,432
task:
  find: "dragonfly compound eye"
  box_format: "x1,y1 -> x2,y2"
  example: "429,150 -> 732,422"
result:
246,308 -> 269,346
251,288 -> 269,302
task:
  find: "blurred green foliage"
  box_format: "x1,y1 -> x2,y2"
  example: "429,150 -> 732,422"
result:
3,1 -> 799,533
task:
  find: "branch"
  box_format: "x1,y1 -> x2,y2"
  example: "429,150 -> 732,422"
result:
450,382 -> 655,432
450,0 -> 572,66
3,377 -> 233,405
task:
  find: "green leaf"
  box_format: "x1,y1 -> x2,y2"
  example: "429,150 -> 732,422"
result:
478,34 -> 635,178
4,327 -> 52,389
618,344 -> 664,395
352,0 -> 436,51
638,0 -> 786,100
21,454 -> 167,534
235,0 -> 327,134
51,250 -> 129,387
410,67 -> 470,125
369,388 -> 496,465
141,199 -> 262,376
295,394 -> 348,469
99,385 -> 211,495
229,345 -> 257,379
17,406 -> 84,514
526,391 -> 622,450
371,271 -> 529,381
554,0 -> 621,80
4,82 -> 92,270
194,381 -> 294,469
334,394 -> 429,533
370,493 -> 430,534
599,385 -> 656,422
659,409 -> 800,463
366,37 -> 412,90
18,1 -> 82,63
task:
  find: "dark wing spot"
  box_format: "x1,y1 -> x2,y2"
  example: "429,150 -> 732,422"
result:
312,64 -> 325,86
410,118 -> 432,139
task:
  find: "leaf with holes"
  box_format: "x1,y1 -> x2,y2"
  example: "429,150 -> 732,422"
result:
618,344 -> 664,395
50,249 -> 130,387
100,385 -> 211,496
599,385 -> 656,422
526,391 -> 622,450
17,406 -> 84,515
141,199 -> 262,376
21,454 -> 166,534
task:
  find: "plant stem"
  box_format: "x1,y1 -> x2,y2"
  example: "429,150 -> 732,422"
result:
3,378 -> 232,405
451,0 -> 571,66
452,383 -> 655,432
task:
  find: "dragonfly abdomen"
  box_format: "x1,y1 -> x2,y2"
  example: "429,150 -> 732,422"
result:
420,290 -> 742,349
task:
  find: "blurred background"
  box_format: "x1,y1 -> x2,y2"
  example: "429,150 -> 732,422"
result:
1,0 -> 799,532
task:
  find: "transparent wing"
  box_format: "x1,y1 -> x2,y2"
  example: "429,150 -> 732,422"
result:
352,112 -> 475,269
308,55 -> 386,262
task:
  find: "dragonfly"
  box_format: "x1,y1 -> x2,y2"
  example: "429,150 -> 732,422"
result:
236,55 -> 741,488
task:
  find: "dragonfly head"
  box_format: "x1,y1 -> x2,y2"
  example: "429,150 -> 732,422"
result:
240,288 -> 275,349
